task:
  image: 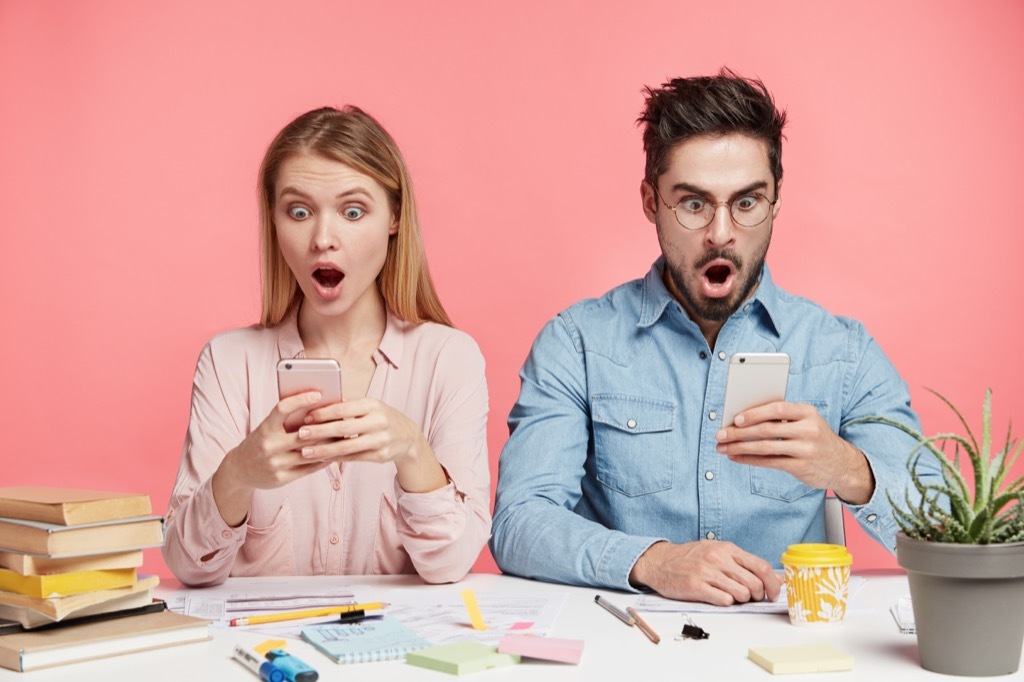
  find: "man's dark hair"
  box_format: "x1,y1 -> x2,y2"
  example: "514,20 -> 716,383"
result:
638,67 -> 787,190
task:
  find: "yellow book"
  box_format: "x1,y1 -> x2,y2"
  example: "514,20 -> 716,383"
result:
0,567 -> 136,598
0,575 -> 159,621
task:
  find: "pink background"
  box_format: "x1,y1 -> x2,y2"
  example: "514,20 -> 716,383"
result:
2,1 -> 1022,578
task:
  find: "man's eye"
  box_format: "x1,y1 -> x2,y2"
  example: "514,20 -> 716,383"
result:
288,206 -> 311,220
343,207 -> 365,220
680,197 -> 706,213
734,195 -> 759,211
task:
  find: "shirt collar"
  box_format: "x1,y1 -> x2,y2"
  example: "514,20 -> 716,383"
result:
276,302 -> 405,369
636,257 -> 784,338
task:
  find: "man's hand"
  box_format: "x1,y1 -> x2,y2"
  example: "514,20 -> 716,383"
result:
629,540 -> 782,606
715,401 -> 875,504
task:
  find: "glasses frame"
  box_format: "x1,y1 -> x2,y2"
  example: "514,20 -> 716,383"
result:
654,185 -> 779,231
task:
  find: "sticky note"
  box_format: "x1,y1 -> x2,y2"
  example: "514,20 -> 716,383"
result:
253,639 -> 288,656
498,635 -> 584,664
748,643 -> 853,674
460,589 -> 489,630
406,641 -> 519,675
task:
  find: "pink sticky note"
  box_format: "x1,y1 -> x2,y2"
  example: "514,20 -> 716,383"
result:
498,635 -> 584,665
509,622 -> 534,631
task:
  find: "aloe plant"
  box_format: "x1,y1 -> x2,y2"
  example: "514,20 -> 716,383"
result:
867,389 -> 1024,544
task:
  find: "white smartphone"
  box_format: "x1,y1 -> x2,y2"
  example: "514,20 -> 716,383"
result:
276,358 -> 343,432
721,352 -> 790,427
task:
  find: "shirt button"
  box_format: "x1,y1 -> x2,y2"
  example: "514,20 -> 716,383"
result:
221,530 -> 232,539
706,531 -> 716,540
626,419 -> 637,429
332,480 -> 341,491
329,534 -> 340,545
699,351 -> 708,360
718,351 -> 727,360
704,471 -> 714,481
708,411 -> 717,421
867,514 -> 878,523
744,304 -> 751,311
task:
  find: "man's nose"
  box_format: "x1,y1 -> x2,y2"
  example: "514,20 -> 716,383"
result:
704,203 -> 736,247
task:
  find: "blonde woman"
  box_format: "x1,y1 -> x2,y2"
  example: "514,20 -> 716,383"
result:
163,107 -> 490,587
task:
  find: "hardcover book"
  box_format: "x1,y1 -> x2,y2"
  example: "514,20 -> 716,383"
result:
0,587 -> 156,629
0,549 -> 144,577
0,609 -> 209,672
0,516 -> 164,557
0,487 -> 152,526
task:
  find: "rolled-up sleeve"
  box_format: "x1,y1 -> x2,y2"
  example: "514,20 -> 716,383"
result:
839,330 -> 944,551
490,315 -> 665,592
162,342 -> 248,587
395,333 -> 491,583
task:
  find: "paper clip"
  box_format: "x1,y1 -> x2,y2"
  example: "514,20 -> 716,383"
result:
675,614 -> 710,641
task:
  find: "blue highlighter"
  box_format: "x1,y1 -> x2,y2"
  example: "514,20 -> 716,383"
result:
265,648 -> 319,682
232,645 -> 286,682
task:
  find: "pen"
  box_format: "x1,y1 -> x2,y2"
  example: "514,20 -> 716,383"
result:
232,645 -> 285,682
594,595 -> 635,626
229,602 -> 389,626
627,607 -> 661,644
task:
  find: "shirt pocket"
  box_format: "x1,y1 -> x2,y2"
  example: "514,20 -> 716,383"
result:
591,394 -> 676,497
234,498 -> 296,576
748,399 -> 829,502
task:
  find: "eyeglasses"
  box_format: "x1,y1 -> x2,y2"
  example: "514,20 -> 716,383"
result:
655,186 -> 778,231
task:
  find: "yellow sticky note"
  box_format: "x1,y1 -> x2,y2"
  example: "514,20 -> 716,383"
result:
254,639 -> 288,656
461,589 -> 489,630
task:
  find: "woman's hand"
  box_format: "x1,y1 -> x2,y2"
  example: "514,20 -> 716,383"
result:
211,391 -> 331,525
297,397 -> 448,493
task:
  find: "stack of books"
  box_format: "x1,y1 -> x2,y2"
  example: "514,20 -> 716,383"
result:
0,486 -> 209,672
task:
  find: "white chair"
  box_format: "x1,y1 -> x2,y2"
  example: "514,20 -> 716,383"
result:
824,494 -> 846,546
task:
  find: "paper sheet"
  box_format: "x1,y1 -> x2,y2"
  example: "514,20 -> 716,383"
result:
384,590 -> 568,645
157,579 -> 355,637
634,576 -> 868,614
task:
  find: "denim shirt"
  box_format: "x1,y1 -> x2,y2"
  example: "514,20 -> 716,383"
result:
490,259 -> 940,592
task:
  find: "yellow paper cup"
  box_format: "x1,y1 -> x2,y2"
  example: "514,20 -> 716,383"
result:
780,543 -> 853,626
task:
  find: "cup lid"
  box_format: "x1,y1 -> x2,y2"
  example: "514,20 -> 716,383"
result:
781,543 -> 853,567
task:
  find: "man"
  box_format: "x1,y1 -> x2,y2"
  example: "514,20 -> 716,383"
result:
489,69 -> 940,606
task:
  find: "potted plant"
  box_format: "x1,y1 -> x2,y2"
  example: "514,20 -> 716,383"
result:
867,389 -> 1024,676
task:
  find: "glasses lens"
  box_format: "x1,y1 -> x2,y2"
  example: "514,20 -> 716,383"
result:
731,195 -> 771,227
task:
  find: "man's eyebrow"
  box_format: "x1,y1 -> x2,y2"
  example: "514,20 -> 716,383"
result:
669,181 -> 770,199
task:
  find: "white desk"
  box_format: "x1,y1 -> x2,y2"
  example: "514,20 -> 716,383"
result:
2,570 -> 1011,680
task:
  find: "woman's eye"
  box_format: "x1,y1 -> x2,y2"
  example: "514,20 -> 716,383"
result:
680,197 -> 706,214
288,206 -> 311,220
343,206 -> 365,220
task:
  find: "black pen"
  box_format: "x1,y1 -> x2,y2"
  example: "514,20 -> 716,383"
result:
595,595 -> 636,626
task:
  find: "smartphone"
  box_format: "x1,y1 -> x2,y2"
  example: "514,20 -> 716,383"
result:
276,358 -> 343,432
721,352 -> 790,427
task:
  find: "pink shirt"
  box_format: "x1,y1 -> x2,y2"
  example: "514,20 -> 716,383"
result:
162,308 -> 491,587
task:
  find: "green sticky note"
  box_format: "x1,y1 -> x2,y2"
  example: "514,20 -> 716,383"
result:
406,641 -> 520,675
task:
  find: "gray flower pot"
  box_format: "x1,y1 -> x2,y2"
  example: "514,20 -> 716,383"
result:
896,533 -> 1024,676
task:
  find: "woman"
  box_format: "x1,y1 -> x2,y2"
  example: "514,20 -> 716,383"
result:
163,107 -> 490,587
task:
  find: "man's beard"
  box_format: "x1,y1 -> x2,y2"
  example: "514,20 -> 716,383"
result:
668,246 -> 768,324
